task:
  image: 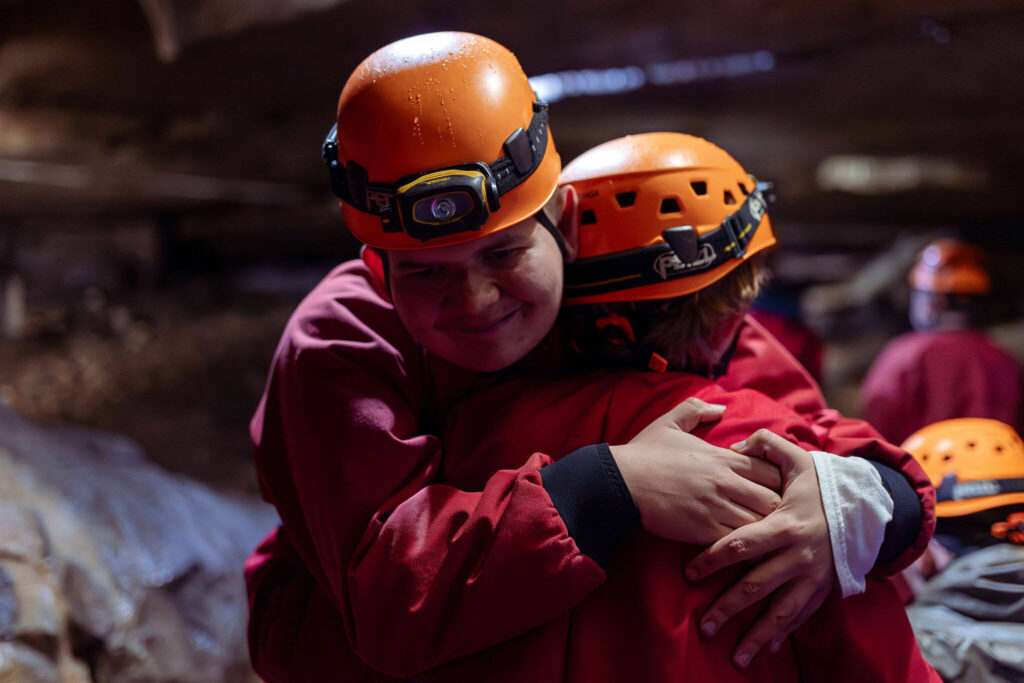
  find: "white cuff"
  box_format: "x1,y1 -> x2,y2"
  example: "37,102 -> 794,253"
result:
809,451 -> 894,597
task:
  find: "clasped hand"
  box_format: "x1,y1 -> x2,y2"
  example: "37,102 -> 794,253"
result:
611,400 -> 835,670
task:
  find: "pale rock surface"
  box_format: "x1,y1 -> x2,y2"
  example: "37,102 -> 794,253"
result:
0,405 -> 276,682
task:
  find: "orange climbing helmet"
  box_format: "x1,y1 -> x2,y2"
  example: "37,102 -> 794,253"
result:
901,418 -> 1024,517
908,238 -> 991,295
559,132 -> 777,305
322,32 -> 560,249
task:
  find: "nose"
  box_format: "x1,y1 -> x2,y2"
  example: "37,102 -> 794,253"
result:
451,267 -> 500,314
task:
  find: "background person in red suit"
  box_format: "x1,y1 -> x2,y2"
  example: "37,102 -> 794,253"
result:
861,238 -> 1024,445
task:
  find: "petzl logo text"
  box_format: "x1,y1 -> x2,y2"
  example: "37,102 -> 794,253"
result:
654,243 -> 716,280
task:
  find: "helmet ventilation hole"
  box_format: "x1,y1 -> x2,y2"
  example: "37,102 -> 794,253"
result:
944,454 -> 954,462
723,190 -> 737,205
737,182 -> 749,195
615,191 -> 637,207
967,441 -> 976,448
996,444 -> 1005,453
580,209 -> 598,225
690,181 -> 707,196
659,198 -> 682,214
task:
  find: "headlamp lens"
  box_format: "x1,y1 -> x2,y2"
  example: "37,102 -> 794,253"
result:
430,197 -> 457,220
412,191 -> 476,225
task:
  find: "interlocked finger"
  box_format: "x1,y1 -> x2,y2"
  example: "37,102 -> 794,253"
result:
696,553 -> 796,641
724,473 -> 783,518
729,580 -> 822,669
729,454 -> 783,493
686,516 -> 789,580
713,499 -> 764,529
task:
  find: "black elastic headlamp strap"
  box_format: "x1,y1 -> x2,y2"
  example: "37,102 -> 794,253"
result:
564,183 -> 772,300
936,472 -> 1024,502
323,101 -> 550,218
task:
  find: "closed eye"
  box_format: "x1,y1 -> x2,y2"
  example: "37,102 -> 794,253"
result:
397,264 -> 442,280
487,246 -> 526,265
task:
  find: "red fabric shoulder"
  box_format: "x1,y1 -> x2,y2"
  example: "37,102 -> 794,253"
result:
725,315 -> 828,416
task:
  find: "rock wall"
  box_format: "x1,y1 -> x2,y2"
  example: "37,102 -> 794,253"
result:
0,405 -> 277,682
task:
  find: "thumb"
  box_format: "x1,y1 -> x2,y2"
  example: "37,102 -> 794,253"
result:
662,397 -> 726,432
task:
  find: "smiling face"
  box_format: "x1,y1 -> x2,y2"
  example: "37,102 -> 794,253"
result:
388,216 -> 565,372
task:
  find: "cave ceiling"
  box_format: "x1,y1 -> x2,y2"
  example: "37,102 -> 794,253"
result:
2,0 -> 1023,247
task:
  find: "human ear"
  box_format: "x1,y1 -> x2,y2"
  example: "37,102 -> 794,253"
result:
555,184 -> 580,263
359,245 -> 392,301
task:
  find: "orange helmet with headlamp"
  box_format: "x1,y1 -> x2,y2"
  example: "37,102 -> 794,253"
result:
908,238 -> 991,296
322,32 -> 560,250
559,132 -> 777,305
901,418 -> 1024,518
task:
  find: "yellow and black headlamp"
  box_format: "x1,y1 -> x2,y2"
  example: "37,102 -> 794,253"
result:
322,100 -> 550,242
392,162 -> 500,241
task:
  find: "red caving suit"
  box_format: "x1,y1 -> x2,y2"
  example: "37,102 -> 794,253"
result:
749,307 -> 824,383
245,260 -> 937,682
861,328 -> 1024,445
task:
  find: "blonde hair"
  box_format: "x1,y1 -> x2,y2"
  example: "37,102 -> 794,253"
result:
642,256 -> 769,369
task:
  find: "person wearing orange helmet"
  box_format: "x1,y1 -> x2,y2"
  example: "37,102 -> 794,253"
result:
900,418 -> 1024,681
334,132 -> 937,680
246,33 -> 803,682
559,131 -> 779,376
535,132 -> 935,678
246,95 -> 938,679
861,238 -> 1023,445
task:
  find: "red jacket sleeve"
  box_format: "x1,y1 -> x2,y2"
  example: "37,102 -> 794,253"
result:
246,526 -> 404,683
724,315 -> 936,573
250,261 -> 605,678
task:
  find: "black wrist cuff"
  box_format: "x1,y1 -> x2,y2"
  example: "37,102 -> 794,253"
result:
540,443 -> 641,568
869,460 -> 922,567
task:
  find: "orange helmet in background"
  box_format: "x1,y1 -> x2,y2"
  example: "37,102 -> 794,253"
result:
323,32 -> 560,249
901,418 -> 1024,517
559,132 -> 777,305
908,238 -> 991,295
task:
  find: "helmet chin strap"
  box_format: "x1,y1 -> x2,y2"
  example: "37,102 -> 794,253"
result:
533,207 -> 567,262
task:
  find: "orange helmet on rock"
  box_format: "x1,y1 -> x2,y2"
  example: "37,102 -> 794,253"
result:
908,238 -> 991,295
560,132 -> 776,305
902,418 -> 1024,517
322,32 -> 560,250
